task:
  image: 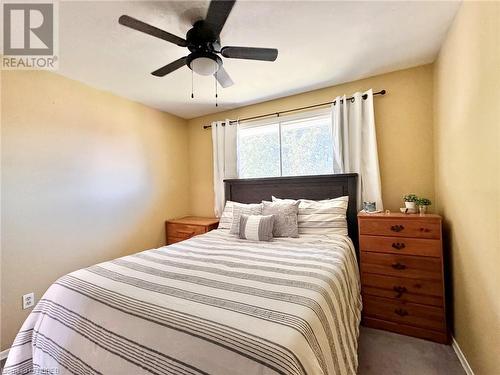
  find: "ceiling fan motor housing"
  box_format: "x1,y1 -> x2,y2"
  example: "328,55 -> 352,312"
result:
186,20 -> 218,53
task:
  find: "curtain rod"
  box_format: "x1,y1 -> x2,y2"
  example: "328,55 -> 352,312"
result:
203,89 -> 386,129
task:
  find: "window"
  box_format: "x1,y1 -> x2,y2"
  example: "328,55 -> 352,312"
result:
237,109 -> 334,178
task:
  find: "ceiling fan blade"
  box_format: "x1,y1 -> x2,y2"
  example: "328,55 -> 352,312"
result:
205,0 -> 236,37
119,15 -> 187,47
215,66 -> 234,88
151,57 -> 188,77
221,46 -> 278,61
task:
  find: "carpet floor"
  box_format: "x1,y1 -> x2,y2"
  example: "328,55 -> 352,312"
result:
1,327 -> 465,374
358,327 -> 465,374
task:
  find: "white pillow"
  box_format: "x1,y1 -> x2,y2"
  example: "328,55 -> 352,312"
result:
218,201 -> 234,229
272,196 -> 349,236
218,201 -> 263,230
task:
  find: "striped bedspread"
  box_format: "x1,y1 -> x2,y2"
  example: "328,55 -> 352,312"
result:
4,230 -> 361,375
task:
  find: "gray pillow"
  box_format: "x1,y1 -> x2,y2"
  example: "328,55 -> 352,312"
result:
262,200 -> 299,238
229,203 -> 263,234
239,214 -> 275,241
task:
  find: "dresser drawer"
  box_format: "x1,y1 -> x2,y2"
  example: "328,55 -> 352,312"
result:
361,273 -> 444,306
360,235 -> 441,257
363,295 -> 446,331
360,252 -> 442,280
359,219 -> 441,239
167,223 -> 206,239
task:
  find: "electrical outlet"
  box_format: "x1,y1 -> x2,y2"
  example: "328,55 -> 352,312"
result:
22,292 -> 35,310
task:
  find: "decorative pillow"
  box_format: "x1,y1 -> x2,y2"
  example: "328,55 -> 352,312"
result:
272,196 -> 349,236
239,214 -> 275,241
261,200 -> 299,238
218,201 -> 262,229
218,201 -> 235,229
229,203 -> 263,234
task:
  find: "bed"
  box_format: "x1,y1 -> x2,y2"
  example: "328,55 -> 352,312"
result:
4,174 -> 361,375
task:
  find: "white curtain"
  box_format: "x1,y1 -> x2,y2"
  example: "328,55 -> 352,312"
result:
332,89 -> 383,210
211,120 -> 238,217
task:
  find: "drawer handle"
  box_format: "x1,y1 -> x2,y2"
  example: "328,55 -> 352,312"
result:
393,286 -> 407,298
420,227 -> 431,233
390,225 -> 405,232
391,242 -> 406,250
394,308 -> 409,317
391,262 -> 406,270
177,230 -> 195,236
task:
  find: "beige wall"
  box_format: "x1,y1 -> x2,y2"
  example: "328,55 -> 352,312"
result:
433,2 -> 500,374
188,65 -> 435,216
0,71 -> 190,350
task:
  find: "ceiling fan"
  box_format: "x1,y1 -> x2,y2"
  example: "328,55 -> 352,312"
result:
119,0 -> 278,88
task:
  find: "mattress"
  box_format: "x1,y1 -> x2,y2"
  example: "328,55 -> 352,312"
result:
3,230 -> 361,375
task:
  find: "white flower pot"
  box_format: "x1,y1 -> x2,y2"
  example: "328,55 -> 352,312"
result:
405,202 -> 416,210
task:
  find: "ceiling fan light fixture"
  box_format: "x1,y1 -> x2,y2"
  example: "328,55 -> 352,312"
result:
190,57 -> 219,76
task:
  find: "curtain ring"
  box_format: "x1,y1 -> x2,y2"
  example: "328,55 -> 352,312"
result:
350,97 -> 355,103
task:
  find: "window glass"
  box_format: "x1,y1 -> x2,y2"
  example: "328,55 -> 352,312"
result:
281,115 -> 333,176
238,123 -> 280,178
237,110 -> 334,178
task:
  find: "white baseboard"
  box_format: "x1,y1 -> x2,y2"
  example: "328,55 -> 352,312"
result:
0,348 -> 9,361
452,336 -> 474,375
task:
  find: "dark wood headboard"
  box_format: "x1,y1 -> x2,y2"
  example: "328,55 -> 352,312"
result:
224,173 -> 359,252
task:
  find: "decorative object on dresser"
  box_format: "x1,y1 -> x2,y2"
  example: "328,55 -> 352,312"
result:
362,201 -> 377,212
416,197 -> 432,215
402,194 -> 418,213
165,216 -> 219,245
358,212 -> 449,344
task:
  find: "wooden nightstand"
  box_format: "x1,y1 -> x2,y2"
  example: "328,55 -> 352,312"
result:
358,212 -> 448,344
166,216 -> 219,245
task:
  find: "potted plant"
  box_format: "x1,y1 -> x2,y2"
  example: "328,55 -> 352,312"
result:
416,197 -> 431,215
403,194 -> 418,211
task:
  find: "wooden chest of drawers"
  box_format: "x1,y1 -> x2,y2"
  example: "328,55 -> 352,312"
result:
358,212 -> 448,343
166,216 -> 219,245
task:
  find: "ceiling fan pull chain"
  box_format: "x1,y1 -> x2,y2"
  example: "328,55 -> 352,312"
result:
215,72 -> 218,107
191,69 -> 194,99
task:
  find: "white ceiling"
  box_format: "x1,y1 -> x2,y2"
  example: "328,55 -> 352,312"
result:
58,1 -> 460,119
